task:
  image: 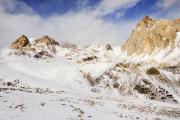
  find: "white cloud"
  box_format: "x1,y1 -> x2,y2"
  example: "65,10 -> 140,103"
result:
76,0 -> 88,6
93,0 -> 140,16
0,0 -> 139,49
0,0 -> 34,15
115,11 -> 125,19
156,0 -> 177,8
153,0 -> 180,19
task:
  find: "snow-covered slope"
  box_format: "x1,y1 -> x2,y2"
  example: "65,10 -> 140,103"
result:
0,50 -> 89,92
0,32 -> 180,120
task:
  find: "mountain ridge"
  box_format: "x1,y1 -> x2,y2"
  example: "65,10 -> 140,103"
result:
0,16 -> 180,120
122,16 -> 180,55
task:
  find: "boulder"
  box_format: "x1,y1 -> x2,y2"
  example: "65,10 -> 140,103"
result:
82,56 -> 97,62
146,67 -> 160,75
134,84 -> 151,94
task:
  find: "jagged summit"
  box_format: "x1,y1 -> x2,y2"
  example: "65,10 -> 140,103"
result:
10,35 -> 30,50
33,35 -> 60,46
9,35 -> 60,59
122,16 -> 180,55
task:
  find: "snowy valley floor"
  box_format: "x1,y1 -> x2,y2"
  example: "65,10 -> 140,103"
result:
0,80 -> 180,120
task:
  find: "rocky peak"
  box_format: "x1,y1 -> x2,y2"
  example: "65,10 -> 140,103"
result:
138,16 -> 153,28
122,16 -> 179,55
9,35 -> 61,59
33,35 -> 60,46
10,35 -> 30,50
105,44 -> 112,51
42,35 -> 50,39
143,16 -> 152,22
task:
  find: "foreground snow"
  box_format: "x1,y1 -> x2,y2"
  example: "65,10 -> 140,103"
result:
0,80 -> 180,120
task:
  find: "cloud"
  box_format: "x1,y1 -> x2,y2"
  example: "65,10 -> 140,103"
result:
0,0 -> 140,49
93,0 -> 140,16
76,0 -> 89,7
156,0 -> 178,8
153,0 -> 180,19
0,0 -> 34,15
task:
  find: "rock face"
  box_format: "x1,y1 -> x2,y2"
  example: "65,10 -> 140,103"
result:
82,56 -> 97,62
9,35 -> 60,59
10,35 -> 30,50
33,35 -> 60,46
34,51 -> 53,59
31,35 -> 60,54
173,18 -> 180,31
105,44 -> 112,51
122,16 -> 180,55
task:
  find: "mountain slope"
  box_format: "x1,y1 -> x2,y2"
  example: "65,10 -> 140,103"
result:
122,16 -> 180,55
0,17 -> 180,120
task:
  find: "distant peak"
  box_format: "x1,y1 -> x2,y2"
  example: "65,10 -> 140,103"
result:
142,16 -> 152,22
10,35 -> 30,50
19,34 -> 28,39
42,35 -> 50,39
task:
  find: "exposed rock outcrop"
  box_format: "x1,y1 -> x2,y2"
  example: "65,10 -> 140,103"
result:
34,50 -> 53,59
9,35 -> 60,59
33,35 -> 60,46
122,16 -> 180,55
146,67 -> 160,75
163,65 -> 180,74
10,35 -> 30,50
92,62 -> 178,103
173,18 -> 180,31
82,56 -> 97,62
31,35 -> 60,54
105,44 -> 112,51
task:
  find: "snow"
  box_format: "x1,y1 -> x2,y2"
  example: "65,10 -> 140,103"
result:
29,37 -> 38,42
0,33 -> 180,119
0,54 -> 90,92
0,87 -> 180,120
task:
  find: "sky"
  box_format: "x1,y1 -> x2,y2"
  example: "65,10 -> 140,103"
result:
0,0 -> 180,48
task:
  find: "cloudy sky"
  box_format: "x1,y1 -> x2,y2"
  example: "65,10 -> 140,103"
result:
0,0 -> 180,48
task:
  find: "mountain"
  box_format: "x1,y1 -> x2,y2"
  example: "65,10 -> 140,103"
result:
0,17 -> 180,120
9,35 -> 60,59
122,16 -> 180,55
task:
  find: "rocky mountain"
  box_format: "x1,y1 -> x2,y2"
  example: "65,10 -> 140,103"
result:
11,35 -> 30,50
9,35 -> 60,59
122,16 -> 180,55
0,16 -> 180,120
